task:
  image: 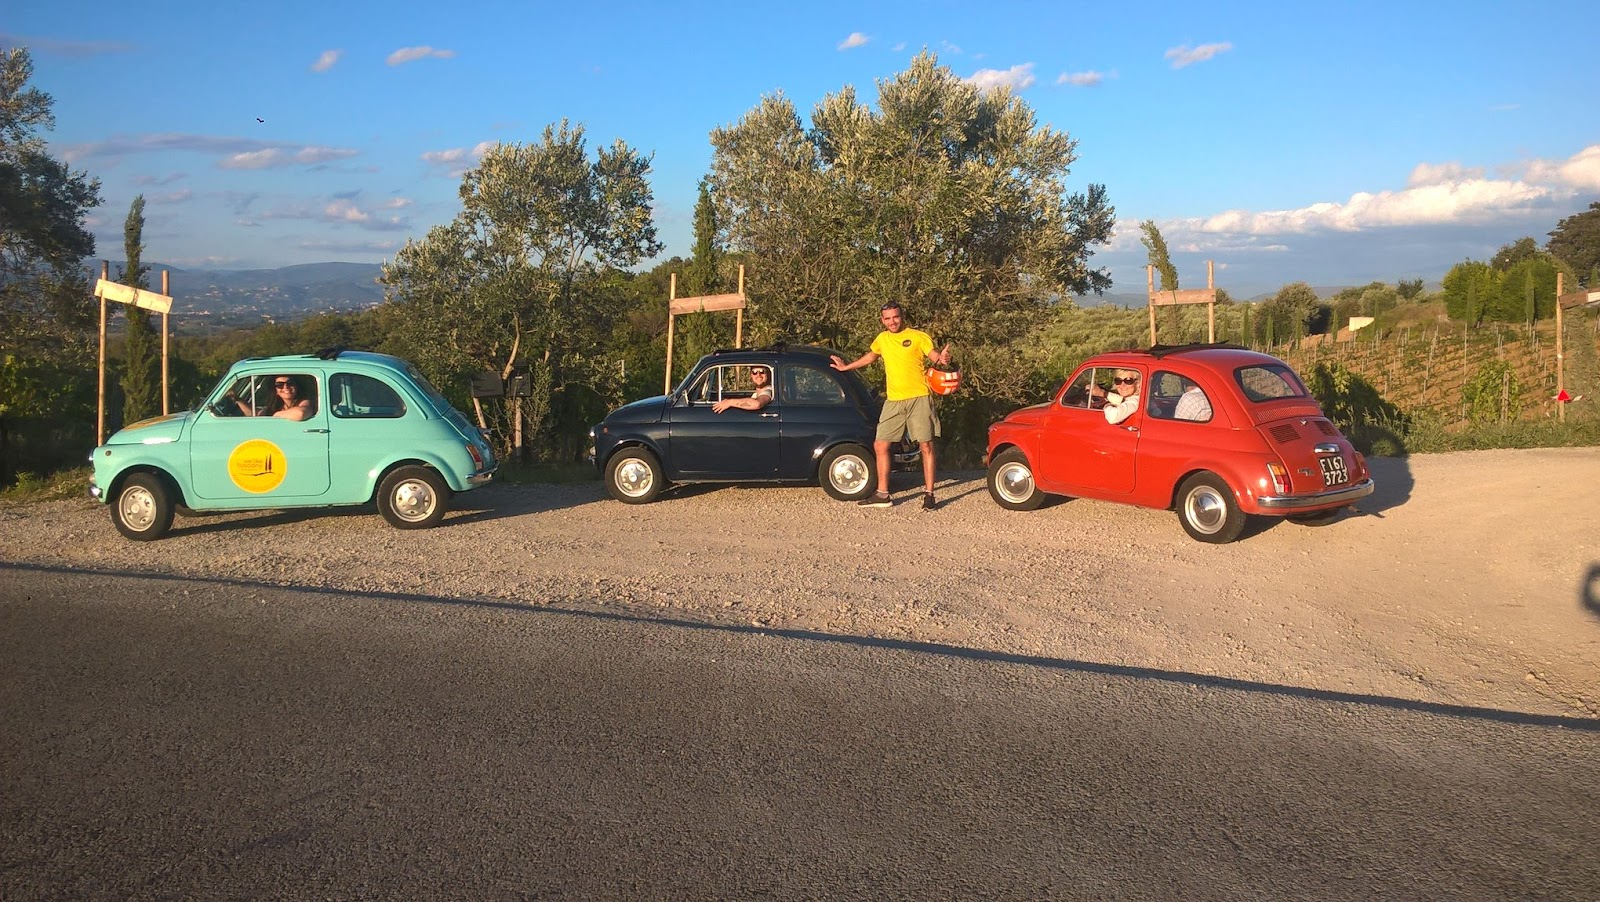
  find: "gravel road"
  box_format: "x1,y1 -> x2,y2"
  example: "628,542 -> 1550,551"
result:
3,447 -> 1596,722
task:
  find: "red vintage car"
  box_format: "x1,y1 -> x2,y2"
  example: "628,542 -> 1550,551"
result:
985,344 -> 1375,543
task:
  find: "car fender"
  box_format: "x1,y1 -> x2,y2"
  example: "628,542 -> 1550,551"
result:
364,448 -> 470,496
1165,453 -> 1279,514
597,430 -> 667,471
93,449 -> 190,507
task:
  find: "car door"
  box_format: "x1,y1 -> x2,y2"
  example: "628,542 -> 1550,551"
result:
188,372 -> 332,501
1036,365 -> 1140,496
666,363 -> 780,478
775,364 -> 862,480
324,370 -> 423,503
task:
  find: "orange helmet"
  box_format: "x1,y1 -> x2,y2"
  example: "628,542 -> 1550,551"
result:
925,366 -> 961,396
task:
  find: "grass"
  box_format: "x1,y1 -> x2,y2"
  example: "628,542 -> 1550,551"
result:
0,466 -> 91,505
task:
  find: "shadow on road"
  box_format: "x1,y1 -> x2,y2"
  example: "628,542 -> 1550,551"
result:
1584,562 -> 1600,620
7,559 -> 1595,733
1359,455 -> 1414,517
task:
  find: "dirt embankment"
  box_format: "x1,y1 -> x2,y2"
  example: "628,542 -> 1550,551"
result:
2,448 -> 1596,720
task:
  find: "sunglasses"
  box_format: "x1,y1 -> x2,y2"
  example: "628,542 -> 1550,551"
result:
1113,377 -> 1139,385
274,381 -> 294,388
751,371 -> 768,378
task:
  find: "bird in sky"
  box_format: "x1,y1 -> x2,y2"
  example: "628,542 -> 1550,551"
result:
255,117 -> 264,123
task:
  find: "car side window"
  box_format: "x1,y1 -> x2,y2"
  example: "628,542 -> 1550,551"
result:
1147,371 -> 1212,422
330,373 -> 406,418
782,367 -> 847,406
687,365 -> 768,405
1060,368 -> 1108,410
212,373 -> 318,418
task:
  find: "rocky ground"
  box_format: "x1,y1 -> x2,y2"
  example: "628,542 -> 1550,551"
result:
3,447 -> 1596,721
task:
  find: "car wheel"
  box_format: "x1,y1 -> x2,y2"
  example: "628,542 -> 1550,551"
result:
1176,472 -> 1246,543
820,443 -> 875,501
112,472 -> 175,541
605,448 -> 664,504
378,466 -> 450,529
987,448 -> 1045,511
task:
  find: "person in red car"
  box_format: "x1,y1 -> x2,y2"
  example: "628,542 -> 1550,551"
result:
831,302 -> 951,510
1091,368 -> 1141,425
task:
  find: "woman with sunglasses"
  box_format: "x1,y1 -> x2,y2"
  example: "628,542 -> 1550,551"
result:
1092,369 -> 1142,425
226,375 -> 314,421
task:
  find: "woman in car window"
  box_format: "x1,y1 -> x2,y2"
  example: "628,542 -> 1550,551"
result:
1090,369 -> 1141,425
228,375 -> 315,420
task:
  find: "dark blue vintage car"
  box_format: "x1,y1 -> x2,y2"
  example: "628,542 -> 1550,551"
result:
589,345 -> 913,503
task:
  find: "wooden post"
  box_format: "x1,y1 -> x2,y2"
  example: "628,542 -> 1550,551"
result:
664,272 -> 677,394
1556,272 -> 1565,423
161,269 -> 170,415
97,261 -> 108,445
1146,265 -> 1157,345
1203,262 -> 1216,347
734,265 -> 745,348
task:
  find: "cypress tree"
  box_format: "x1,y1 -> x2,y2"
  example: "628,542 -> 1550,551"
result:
118,196 -> 159,425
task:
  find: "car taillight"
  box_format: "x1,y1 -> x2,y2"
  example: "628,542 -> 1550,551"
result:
1266,461 -> 1290,494
466,442 -> 484,470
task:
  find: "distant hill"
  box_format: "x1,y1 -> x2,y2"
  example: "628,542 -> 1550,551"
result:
86,262 -> 385,328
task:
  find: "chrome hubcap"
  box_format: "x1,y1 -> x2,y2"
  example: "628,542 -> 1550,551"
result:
995,462 -> 1035,504
392,479 -> 437,522
615,459 -> 654,497
829,455 -> 870,495
119,486 -> 156,531
1184,486 -> 1227,534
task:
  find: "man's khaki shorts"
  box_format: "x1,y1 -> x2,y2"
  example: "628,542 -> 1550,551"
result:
877,395 -> 940,443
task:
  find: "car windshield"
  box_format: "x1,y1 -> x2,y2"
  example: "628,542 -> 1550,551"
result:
1234,364 -> 1308,402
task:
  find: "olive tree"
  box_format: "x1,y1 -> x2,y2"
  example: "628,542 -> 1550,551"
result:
380,121 -> 662,461
707,51 -> 1115,397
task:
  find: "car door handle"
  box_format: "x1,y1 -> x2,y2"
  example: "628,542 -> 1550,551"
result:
760,412 -> 778,418
304,428 -> 330,433
1121,425 -> 1139,433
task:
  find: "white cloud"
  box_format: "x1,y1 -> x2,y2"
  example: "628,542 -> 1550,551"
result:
324,199 -> 370,223
1196,179 -> 1555,235
218,145 -> 358,170
837,32 -> 869,51
1165,42 -> 1233,69
966,63 -> 1036,93
387,46 -> 456,66
1523,144 -> 1600,192
421,141 -> 494,175
222,149 -> 285,169
1408,161 -> 1484,188
1056,70 -> 1103,87
148,190 -> 192,204
310,49 -> 341,73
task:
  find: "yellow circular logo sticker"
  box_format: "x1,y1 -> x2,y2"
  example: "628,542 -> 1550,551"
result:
227,439 -> 287,493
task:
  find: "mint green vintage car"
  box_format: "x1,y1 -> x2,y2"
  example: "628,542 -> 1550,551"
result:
90,349 -> 497,540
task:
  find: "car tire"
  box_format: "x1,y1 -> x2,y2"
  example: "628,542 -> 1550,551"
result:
987,448 -> 1045,511
377,466 -> 450,529
1176,472 -> 1246,543
819,443 -> 875,501
111,472 -> 176,541
605,448 -> 665,504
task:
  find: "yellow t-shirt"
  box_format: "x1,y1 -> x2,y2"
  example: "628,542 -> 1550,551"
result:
871,328 -> 935,401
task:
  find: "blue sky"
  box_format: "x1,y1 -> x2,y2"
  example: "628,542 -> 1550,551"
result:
8,0 -> 1600,297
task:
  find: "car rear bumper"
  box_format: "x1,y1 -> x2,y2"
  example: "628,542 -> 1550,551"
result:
1257,478 -> 1375,512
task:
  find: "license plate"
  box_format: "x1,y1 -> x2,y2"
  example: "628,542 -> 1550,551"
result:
1319,455 -> 1349,486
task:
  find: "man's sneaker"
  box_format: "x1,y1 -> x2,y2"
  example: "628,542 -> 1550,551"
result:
921,492 -> 937,511
858,493 -> 892,508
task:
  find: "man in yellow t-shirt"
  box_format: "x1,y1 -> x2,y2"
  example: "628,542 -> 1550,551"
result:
830,302 -> 952,510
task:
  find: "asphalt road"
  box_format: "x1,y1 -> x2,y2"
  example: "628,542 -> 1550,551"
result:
3,564 -> 1597,900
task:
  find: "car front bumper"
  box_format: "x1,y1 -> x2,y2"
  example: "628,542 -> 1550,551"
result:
1257,478 -> 1375,512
